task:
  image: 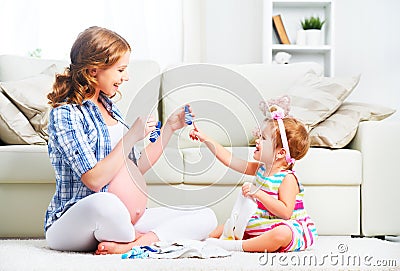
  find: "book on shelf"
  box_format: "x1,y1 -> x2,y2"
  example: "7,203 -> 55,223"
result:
272,14 -> 290,45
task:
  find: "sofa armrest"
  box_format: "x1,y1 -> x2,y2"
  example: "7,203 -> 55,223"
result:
348,120 -> 400,236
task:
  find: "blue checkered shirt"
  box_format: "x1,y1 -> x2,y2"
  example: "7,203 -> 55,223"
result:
44,94 -> 138,231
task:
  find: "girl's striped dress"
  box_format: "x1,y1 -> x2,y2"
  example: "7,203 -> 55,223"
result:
244,165 -> 317,252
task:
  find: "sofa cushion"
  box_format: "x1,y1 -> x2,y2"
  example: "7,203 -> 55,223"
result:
0,145 -> 54,183
147,184 -> 243,222
0,144 -> 183,185
161,62 -> 323,149
147,184 -> 361,235
182,147 -> 255,185
0,91 -> 46,145
143,147 -> 184,185
224,62 -> 323,97
303,185 -> 360,235
0,68 -> 56,140
310,102 -> 396,148
295,148 -> 362,185
288,73 -> 361,130
181,146 -> 361,186
0,55 -> 67,82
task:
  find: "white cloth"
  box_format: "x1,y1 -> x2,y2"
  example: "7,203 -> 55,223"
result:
107,121 -> 141,163
205,238 -> 244,252
147,240 -> 232,259
107,122 -> 126,149
220,187 -> 257,240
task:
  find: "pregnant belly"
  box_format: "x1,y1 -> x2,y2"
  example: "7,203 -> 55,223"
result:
108,163 -> 147,224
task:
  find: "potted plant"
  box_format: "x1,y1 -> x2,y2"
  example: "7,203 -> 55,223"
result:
300,16 -> 326,46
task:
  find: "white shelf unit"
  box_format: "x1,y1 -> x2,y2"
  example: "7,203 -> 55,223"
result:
263,0 -> 334,76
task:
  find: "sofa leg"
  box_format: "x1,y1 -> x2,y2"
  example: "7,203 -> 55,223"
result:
350,234 -> 386,240
350,235 -> 364,238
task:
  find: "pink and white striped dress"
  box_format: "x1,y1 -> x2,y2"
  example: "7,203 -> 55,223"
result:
244,165 -> 317,252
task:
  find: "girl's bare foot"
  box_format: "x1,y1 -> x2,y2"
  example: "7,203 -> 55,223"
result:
95,232 -> 159,255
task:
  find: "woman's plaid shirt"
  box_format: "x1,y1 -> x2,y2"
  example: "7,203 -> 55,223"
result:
44,94 -> 138,231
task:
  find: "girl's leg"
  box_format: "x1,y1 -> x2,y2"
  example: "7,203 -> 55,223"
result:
242,225 -> 292,252
46,193 -> 135,252
206,225 -> 292,252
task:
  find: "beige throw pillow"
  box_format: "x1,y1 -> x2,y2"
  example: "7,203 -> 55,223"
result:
310,102 -> 396,148
0,91 -> 46,145
0,65 -> 56,140
288,73 -> 361,131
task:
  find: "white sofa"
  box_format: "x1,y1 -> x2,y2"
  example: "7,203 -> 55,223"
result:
0,55 -> 399,239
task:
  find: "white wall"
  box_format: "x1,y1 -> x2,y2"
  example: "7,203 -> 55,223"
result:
1,0 -> 398,118
0,0 -> 183,69
204,0 -> 263,64
334,0 -> 400,120
203,0 -> 400,119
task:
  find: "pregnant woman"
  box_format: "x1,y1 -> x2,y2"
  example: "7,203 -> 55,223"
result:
44,26 -> 217,255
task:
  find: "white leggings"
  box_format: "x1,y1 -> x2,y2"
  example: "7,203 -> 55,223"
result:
46,193 -> 217,252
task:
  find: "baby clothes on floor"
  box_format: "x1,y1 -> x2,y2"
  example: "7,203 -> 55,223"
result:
121,240 -> 232,259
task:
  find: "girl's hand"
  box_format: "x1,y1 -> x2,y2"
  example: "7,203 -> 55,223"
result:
190,128 -> 208,143
242,182 -> 258,199
127,116 -> 157,142
166,104 -> 195,131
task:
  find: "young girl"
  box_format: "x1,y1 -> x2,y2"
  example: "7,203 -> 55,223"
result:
44,26 -> 217,255
192,96 -> 317,252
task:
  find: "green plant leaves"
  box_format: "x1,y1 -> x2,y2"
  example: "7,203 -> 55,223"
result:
301,16 -> 326,30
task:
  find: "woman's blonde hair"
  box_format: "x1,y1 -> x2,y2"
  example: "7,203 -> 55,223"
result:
47,26 -> 131,107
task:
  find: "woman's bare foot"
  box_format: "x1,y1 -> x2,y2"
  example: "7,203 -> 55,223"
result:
95,241 -> 134,255
208,225 -> 224,238
95,232 -> 159,255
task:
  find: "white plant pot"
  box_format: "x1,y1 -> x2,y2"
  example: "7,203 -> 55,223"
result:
296,29 -> 306,46
306,29 -> 322,46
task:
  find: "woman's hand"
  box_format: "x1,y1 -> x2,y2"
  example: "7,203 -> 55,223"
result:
166,104 -> 195,132
127,115 -> 157,142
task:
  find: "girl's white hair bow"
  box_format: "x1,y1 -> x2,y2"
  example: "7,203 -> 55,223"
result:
259,95 -> 295,165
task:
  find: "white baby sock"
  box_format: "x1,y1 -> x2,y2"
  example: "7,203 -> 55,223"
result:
206,238 -> 243,252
